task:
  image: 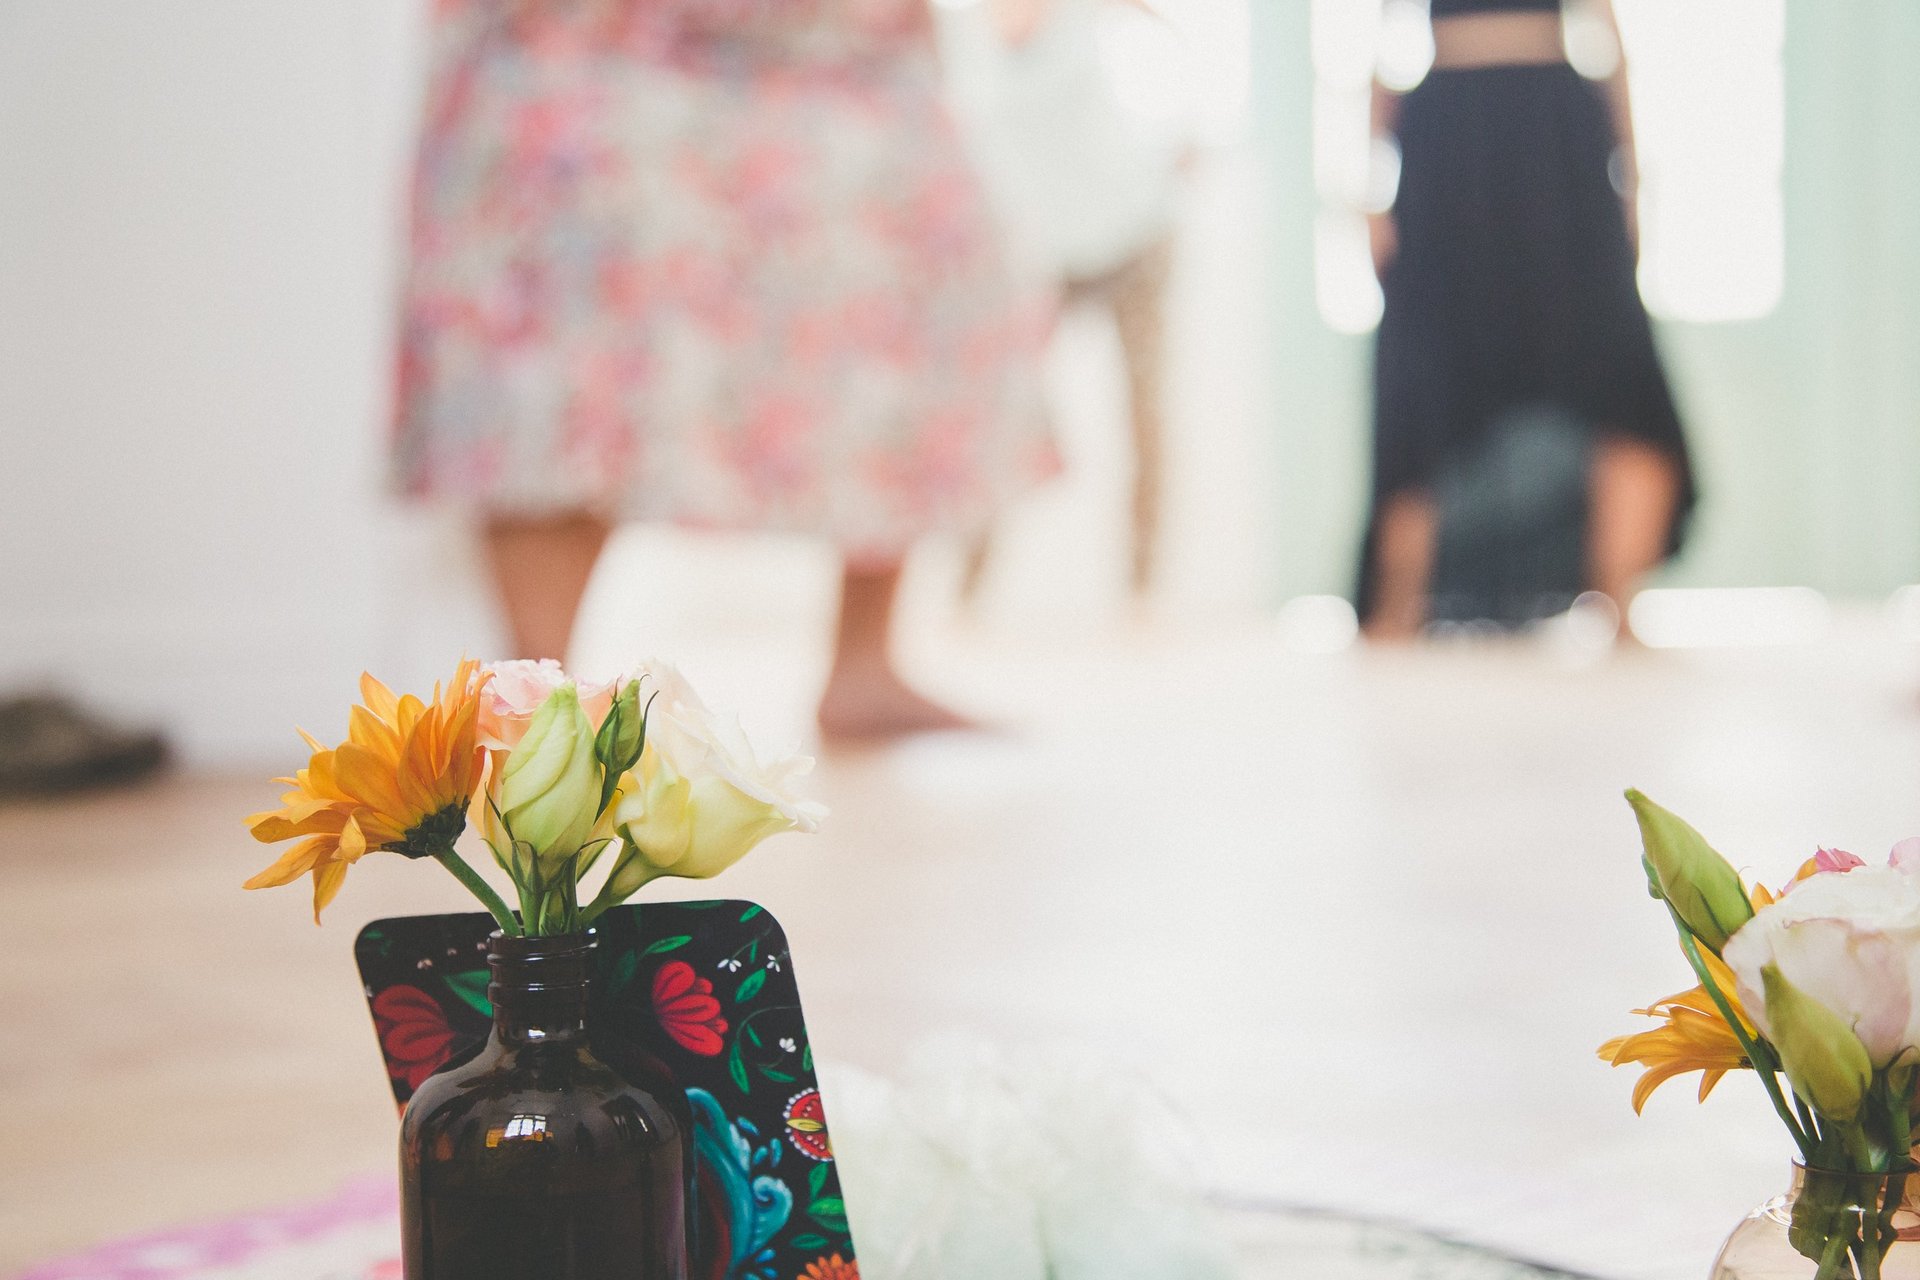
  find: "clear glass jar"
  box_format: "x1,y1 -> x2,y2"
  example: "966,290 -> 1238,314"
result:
1713,1165 -> 1920,1280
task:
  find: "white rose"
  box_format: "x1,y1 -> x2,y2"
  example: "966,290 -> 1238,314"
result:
1722,864 -> 1920,1068
603,662 -> 825,899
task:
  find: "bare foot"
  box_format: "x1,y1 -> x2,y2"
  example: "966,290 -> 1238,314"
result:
817,667 -> 979,742
1362,603 -> 1426,644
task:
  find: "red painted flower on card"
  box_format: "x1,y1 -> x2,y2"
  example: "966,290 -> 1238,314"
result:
784,1088 -> 832,1161
651,960 -> 728,1055
373,985 -> 456,1090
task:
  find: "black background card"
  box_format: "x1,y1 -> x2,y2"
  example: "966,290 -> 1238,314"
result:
354,902 -> 856,1280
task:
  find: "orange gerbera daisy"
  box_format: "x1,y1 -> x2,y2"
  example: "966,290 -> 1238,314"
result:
1600,945 -> 1757,1113
245,660 -> 488,921
799,1255 -> 859,1280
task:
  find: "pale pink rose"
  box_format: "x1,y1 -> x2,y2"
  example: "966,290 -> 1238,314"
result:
1813,847 -> 1868,876
1724,865 -> 1920,1068
478,659 -> 617,749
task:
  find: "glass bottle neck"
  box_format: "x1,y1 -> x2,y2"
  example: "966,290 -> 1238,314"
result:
487,931 -> 595,1048
1789,1163 -> 1920,1214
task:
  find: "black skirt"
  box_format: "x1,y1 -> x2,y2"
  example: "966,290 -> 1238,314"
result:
1359,62 -> 1695,619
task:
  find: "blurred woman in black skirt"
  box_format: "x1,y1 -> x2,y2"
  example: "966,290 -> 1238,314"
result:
1360,0 -> 1694,639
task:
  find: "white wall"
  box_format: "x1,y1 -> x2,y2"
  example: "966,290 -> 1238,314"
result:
0,2 -> 435,761
0,2 -> 1273,765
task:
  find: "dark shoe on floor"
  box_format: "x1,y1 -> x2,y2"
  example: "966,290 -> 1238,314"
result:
0,693 -> 170,797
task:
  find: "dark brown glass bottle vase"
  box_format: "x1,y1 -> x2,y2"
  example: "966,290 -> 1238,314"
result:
401,932 -> 688,1280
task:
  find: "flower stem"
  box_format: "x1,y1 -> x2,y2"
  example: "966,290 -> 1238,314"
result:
578,838 -> 642,928
1813,1226 -> 1851,1280
1668,906 -> 1814,1158
434,849 -> 521,936
579,883 -> 619,929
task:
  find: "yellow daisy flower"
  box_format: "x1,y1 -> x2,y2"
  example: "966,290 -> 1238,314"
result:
1600,946 -> 1756,1113
244,660 -> 488,921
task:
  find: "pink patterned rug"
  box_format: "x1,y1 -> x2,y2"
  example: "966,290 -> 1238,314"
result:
21,1178 -> 400,1280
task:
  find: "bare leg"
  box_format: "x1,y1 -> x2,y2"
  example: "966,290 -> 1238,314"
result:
482,512 -> 613,661
1364,491 -> 1437,642
1588,436 -> 1679,617
818,560 -> 977,740
1111,238 -> 1175,596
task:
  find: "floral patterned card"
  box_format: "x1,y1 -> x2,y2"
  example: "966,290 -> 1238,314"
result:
354,902 -> 856,1280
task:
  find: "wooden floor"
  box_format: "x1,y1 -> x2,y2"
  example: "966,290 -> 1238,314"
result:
13,616 -> 1920,1280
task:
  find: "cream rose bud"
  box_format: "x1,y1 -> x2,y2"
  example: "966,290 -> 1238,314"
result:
479,659 -> 618,749
498,683 -> 604,872
602,662 -> 824,900
1722,865 -> 1920,1069
606,752 -> 694,899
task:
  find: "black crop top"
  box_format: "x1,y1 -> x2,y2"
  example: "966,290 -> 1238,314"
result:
1429,0 -> 1560,16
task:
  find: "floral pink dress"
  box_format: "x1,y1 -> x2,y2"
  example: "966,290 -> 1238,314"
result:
394,0 -> 1058,558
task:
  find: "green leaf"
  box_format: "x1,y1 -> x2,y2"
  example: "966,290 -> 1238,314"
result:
728,1042 -> 750,1095
444,970 -> 491,1017
809,1163 -> 831,1199
791,1234 -> 829,1252
739,905 -> 763,922
745,1024 -> 762,1048
574,836 -> 614,880
736,970 -> 766,1003
607,951 -> 639,995
808,1198 -> 848,1234
642,935 -> 692,956
802,1044 -> 813,1072
761,1067 -> 795,1084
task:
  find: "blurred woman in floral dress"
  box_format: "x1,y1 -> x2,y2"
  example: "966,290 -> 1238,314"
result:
394,0 -> 1056,737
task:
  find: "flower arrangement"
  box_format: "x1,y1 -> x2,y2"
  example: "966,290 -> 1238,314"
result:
244,658 -> 824,935
1602,790 -> 1920,1279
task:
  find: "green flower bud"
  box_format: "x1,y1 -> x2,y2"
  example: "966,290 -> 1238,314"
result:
1627,789 -> 1754,954
1761,964 -> 1871,1125
593,678 -> 647,813
498,684 -> 602,875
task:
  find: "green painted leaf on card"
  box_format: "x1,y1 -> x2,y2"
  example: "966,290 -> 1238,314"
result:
791,1234 -> 829,1252
808,1198 -> 848,1234
761,1067 -> 795,1084
739,904 -> 763,922
444,970 -> 491,1017
735,970 -> 766,1003
607,951 -> 638,995
809,1163 -> 831,1198
642,935 -> 692,956
728,1042 -> 750,1095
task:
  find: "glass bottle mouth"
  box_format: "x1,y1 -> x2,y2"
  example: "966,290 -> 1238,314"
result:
1788,1162 -> 1920,1216
1794,1163 -> 1919,1179
488,930 -> 597,1006
488,929 -> 597,961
